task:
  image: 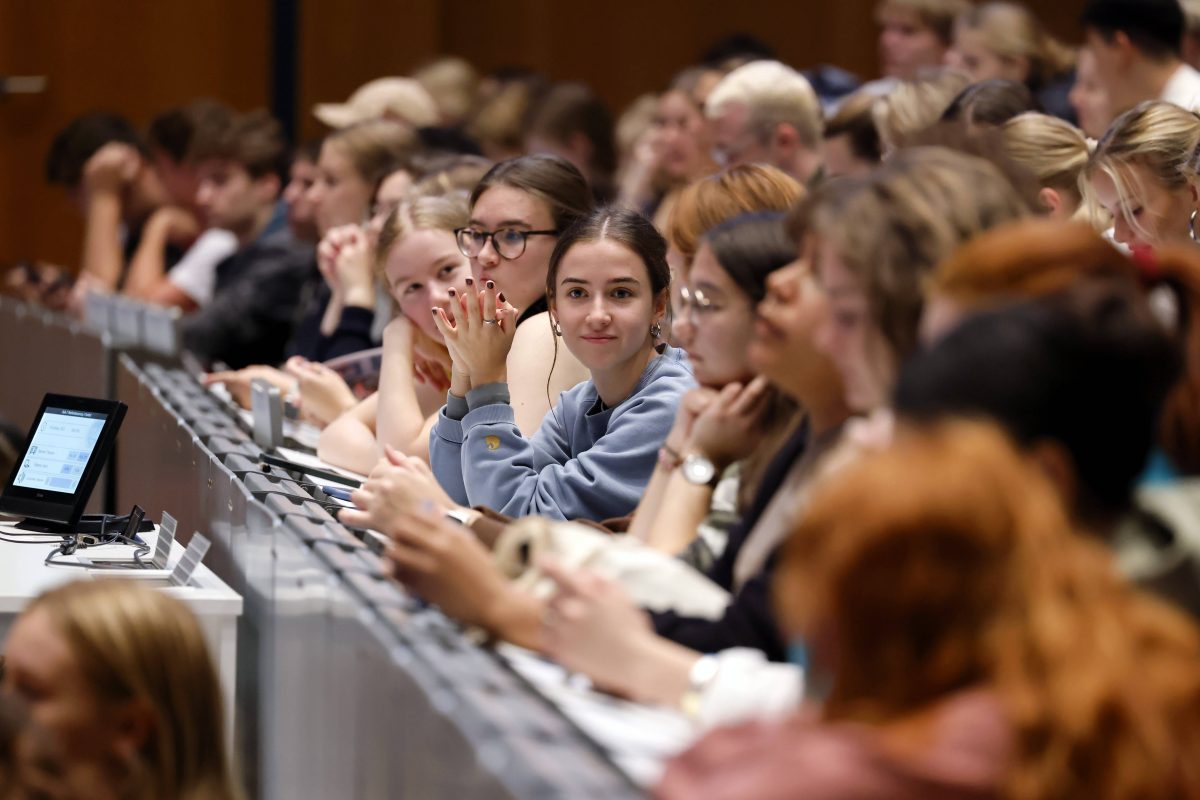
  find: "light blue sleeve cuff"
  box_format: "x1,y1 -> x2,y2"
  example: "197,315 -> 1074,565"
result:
466,382 -> 511,411
445,392 -> 469,421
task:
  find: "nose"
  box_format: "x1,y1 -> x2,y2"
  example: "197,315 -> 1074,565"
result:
195,182 -> 213,209
476,236 -> 501,268
1112,215 -> 1133,246
429,280 -> 453,311
586,297 -> 612,327
672,310 -> 694,345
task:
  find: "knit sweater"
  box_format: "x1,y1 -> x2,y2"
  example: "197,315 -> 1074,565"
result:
430,345 -> 694,521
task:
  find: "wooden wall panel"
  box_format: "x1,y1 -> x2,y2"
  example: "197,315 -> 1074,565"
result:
1,0 -> 1088,270
0,0 -> 271,269
297,0 -> 441,142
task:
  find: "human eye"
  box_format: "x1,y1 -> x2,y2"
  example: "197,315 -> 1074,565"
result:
498,228 -> 526,247
438,263 -> 461,280
566,287 -> 586,299
612,287 -> 635,299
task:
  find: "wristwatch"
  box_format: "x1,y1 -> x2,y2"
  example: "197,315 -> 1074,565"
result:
681,453 -> 718,488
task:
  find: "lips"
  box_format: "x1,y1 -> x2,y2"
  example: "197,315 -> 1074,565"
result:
580,335 -> 617,343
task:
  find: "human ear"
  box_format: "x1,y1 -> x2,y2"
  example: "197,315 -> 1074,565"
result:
110,698 -> 155,762
1037,187 -> 1064,217
772,123 -> 800,156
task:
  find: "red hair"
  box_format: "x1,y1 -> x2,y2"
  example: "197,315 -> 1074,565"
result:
776,420 -> 1200,799
930,218 -> 1200,474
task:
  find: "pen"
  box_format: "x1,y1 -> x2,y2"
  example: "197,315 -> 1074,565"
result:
320,485 -> 355,502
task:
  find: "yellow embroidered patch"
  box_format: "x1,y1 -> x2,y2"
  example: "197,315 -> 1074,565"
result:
484,435 -> 501,451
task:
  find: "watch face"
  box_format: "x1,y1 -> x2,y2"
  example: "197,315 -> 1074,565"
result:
683,454 -> 716,486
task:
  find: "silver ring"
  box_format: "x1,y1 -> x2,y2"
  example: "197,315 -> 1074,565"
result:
483,318 -> 499,325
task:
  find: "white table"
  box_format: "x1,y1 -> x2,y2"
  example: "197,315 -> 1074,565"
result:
0,519 -> 243,745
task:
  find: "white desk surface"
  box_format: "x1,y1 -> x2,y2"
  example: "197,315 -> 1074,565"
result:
0,519 -> 242,616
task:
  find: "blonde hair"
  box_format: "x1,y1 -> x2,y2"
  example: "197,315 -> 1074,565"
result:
375,193 -> 469,278
325,118 -> 418,187
877,0 -> 972,44
955,2 -> 1076,87
27,580 -> 241,800
873,68 -> 971,150
1083,100 -> 1200,242
413,57 -> 479,125
705,60 -> 823,149
1002,112 -> 1094,219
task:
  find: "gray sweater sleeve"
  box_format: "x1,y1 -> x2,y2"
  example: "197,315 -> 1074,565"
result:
429,399 -> 470,506
454,376 -> 687,521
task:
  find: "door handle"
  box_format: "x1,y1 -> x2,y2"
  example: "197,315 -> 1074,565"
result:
0,76 -> 47,95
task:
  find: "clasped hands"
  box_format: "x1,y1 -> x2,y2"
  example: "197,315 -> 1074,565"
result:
432,279 -> 519,394
317,224 -> 375,309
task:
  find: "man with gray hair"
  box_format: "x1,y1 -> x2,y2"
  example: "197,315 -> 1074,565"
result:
704,60 -> 824,185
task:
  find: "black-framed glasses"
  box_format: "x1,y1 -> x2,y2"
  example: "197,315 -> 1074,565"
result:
454,227 -> 559,260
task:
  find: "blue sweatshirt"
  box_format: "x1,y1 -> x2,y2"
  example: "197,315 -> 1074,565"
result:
430,345 -> 694,521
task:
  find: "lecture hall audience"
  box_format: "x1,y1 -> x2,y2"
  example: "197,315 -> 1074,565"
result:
6,2 -> 1200,797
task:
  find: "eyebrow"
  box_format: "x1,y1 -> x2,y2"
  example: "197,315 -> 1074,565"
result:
467,218 -> 533,229
560,276 -> 642,286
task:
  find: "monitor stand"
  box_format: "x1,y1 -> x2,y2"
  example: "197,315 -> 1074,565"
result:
14,515 -> 154,535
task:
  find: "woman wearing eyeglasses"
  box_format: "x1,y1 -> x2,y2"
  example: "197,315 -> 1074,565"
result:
428,205 -> 694,522
454,155 -> 594,436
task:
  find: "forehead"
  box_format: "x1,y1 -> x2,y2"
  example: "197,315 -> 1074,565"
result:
471,184 -> 553,227
878,5 -> 927,29
558,239 -> 648,281
384,228 -> 459,280
688,243 -> 739,291
6,608 -> 74,676
814,238 -> 864,294
318,142 -> 355,174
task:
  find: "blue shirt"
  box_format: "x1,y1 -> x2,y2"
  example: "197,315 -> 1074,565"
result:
430,345 -> 694,521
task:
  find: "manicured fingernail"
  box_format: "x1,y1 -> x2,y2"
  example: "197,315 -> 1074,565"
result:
486,280 -> 494,290
498,292 -> 506,303
448,288 -> 456,296
465,277 -> 473,285
431,308 -> 438,315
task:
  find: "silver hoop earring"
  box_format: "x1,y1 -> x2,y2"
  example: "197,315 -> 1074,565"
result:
552,320 -> 563,337
650,322 -> 662,339
1190,210 -> 1198,242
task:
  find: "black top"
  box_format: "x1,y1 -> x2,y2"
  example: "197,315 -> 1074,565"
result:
650,421 -> 813,662
181,208 -> 315,369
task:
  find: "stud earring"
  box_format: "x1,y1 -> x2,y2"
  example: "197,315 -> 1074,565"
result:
650,321 -> 662,338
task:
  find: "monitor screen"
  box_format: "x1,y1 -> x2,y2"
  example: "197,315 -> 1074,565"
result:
0,393 -> 126,530
12,407 -> 107,494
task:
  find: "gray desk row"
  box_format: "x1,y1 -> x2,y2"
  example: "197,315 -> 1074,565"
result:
0,298 -> 642,800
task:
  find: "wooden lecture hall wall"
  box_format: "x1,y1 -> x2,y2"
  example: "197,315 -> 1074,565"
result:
1,0 -> 1087,271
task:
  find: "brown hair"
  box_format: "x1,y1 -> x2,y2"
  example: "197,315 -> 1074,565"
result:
665,165 -> 803,266
190,108 -> 287,180
27,580 -> 242,800
931,218 -> 1200,475
776,420 -> 1200,799
808,146 -> 1030,361
823,91 -> 883,166
325,118 -> 419,187
469,154 -> 593,233
877,0 -> 973,44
